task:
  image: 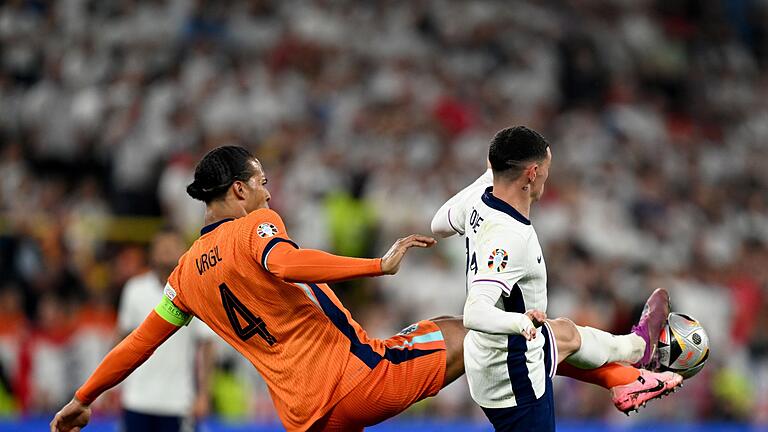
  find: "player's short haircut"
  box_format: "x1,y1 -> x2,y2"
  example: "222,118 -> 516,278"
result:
489,126 -> 549,181
187,146 -> 258,203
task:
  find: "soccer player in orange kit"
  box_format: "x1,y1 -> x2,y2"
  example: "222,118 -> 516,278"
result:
51,146 -> 464,432
51,146 -> 676,432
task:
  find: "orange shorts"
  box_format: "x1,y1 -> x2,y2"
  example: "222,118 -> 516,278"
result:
309,320 -> 447,431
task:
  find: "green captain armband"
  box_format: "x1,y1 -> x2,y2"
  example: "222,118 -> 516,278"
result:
155,296 -> 193,327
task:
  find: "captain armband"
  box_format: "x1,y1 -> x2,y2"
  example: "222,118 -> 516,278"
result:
154,296 -> 193,327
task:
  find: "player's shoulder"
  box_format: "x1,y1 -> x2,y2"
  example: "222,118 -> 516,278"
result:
243,207 -> 283,221
476,217 -> 530,245
241,208 -> 286,233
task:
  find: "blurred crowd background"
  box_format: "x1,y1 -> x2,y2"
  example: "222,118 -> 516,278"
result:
0,0 -> 767,426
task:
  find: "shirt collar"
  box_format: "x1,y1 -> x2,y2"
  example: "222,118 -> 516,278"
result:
200,218 -> 235,235
481,186 -> 531,225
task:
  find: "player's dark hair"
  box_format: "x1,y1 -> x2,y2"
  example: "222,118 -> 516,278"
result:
187,146 -> 258,203
489,126 -> 549,181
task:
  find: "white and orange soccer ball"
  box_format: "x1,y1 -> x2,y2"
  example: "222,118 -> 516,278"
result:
657,312 -> 710,379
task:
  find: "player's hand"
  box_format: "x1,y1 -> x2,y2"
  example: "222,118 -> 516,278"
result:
381,234 -> 437,275
519,315 -> 536,341
50,397 -> 91,432
525,310 -> 547,328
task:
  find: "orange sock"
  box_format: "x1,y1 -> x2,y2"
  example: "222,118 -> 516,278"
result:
556,362 -> 640,389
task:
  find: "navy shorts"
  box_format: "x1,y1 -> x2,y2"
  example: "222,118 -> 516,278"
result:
481,322 -> 557,432
121,409 -> 195,432
482,378 -> 555,432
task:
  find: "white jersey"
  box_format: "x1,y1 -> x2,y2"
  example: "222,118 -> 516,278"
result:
463,186 -> 549,408
117,271 -> 216,416
432,172 -> 551,408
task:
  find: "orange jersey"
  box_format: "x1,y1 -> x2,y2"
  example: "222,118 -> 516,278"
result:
166,209 -> 388,430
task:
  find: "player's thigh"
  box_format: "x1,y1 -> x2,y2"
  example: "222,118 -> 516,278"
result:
430,315 -> 467,387
313,320 -> 450,429
546,317 -> 581,362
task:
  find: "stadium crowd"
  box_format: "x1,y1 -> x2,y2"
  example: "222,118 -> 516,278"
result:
0,0 -> 767,425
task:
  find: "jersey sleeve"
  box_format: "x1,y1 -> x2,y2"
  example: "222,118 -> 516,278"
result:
265,245 -> 382,282
243,208 -> 299,269
160,268 -> 193,325
470,229 -> 529,297
431,169 -> 493,237
244,208 -> 383,283
463,282 -> 535,335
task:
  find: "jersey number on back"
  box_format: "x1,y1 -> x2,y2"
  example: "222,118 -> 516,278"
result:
465,237 -> 478,276
219,283 -> 277,346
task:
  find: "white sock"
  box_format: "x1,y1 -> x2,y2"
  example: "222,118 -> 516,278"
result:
566,326 -> 646,369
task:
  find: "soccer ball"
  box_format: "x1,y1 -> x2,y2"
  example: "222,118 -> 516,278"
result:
657,312 -> 710,379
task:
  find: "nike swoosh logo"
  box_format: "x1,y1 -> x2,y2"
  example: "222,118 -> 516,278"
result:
628,379 -> 665,396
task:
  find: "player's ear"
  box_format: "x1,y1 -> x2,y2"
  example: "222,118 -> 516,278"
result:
525,163 -> 538,184
232,181 -> 247,200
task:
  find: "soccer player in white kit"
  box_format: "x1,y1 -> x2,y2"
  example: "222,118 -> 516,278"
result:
432,126 -> 682,429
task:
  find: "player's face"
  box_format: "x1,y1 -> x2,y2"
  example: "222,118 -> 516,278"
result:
531,147 -> 552,201
243,159 -> 271,211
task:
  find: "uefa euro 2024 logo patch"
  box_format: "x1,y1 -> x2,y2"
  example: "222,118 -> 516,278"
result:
257,222 -> 279,238
488,248 -> 509,272
163,284 -> 177,301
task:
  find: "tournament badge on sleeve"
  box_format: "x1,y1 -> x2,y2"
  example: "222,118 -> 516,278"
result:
257,223 -> 279,238
487,248 -> 509,272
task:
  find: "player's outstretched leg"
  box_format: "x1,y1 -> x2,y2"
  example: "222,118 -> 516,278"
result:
547,288 -> 671,371
547,317 -> 683,414
546,317 -> 644,369
556,362 -> 682,414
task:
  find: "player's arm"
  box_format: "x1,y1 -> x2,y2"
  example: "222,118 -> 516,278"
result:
463,229 -> 543,338
463,281 -> 543,340
265,234 -> 436,282
250,208 -> 435,282
50,296 -> 191,432
430,168 -> 492,238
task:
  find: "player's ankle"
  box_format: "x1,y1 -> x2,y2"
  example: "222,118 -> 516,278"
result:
627,334 -> 645,363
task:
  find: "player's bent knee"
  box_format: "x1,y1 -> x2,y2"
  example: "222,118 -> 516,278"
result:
548,318 -> 580,358
432,317 -> 467,352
